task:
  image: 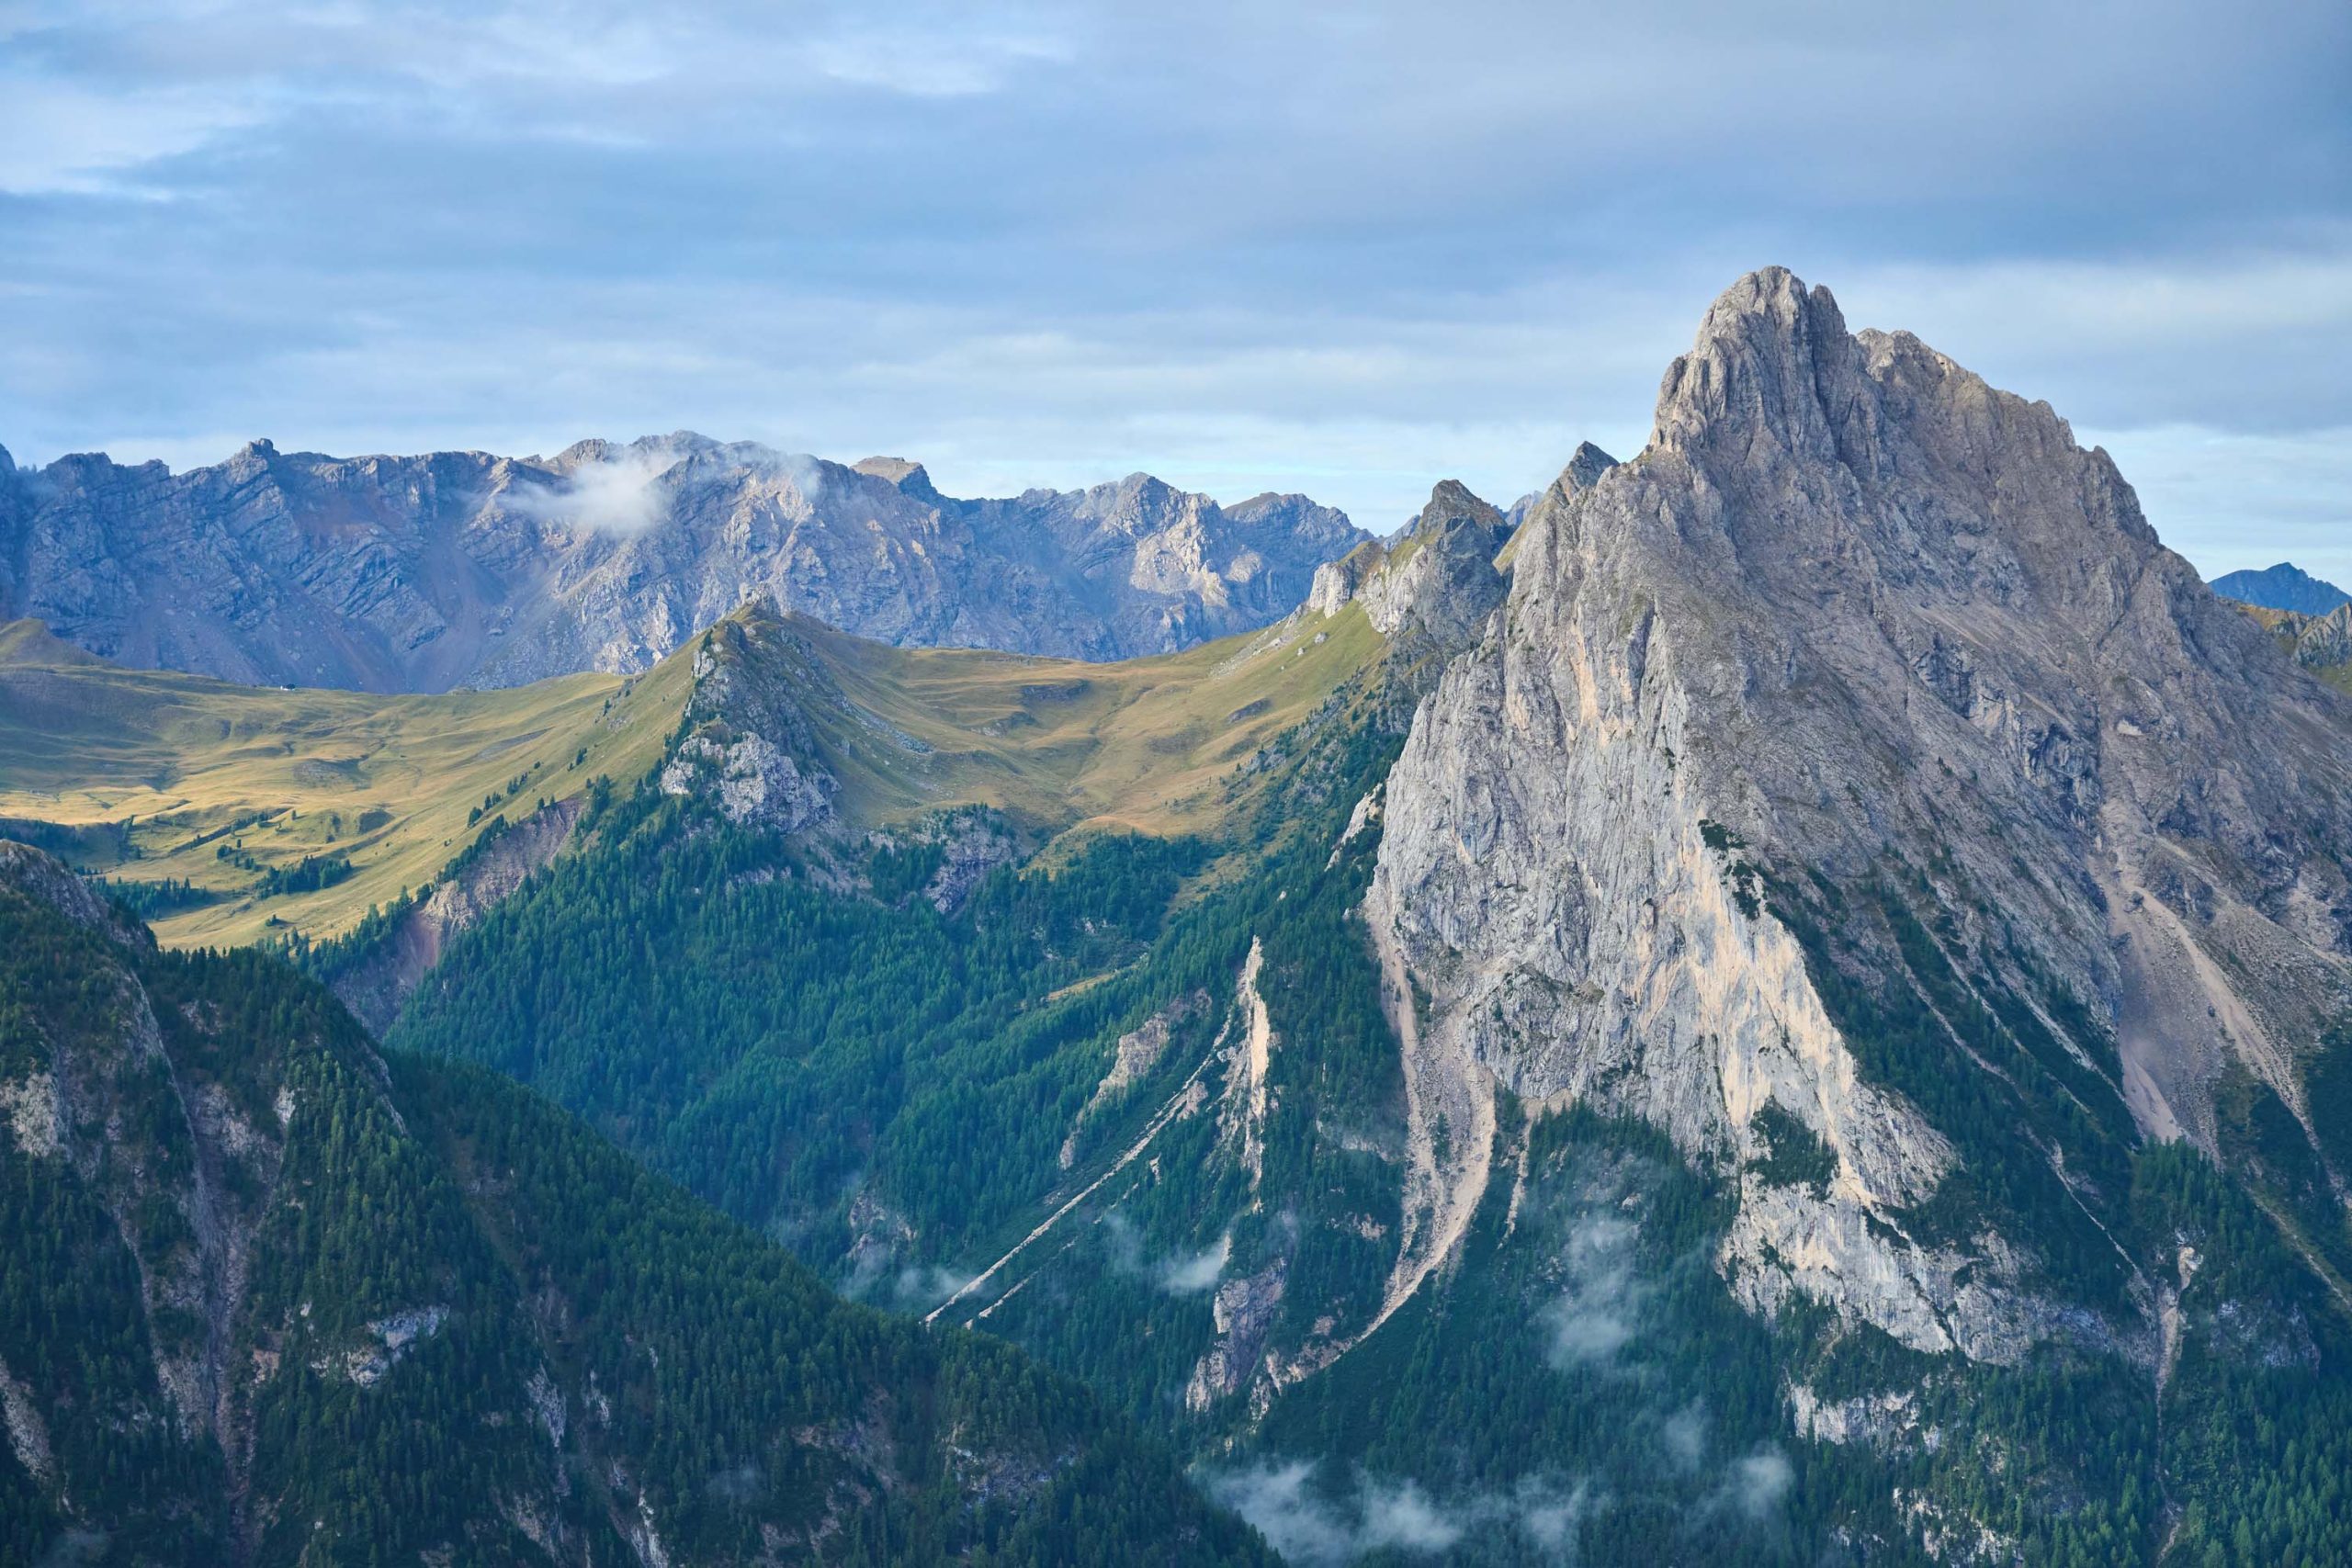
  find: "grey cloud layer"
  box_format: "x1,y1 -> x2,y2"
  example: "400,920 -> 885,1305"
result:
3,0 -> 2345,566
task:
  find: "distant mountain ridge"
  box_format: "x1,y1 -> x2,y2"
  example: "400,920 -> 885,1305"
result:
0,433 -> 1364,693
2211,560 -> 2351,615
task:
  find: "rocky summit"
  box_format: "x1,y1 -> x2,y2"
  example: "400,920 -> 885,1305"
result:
0,433 -> 1363,692
1373,265 -> 2352,1362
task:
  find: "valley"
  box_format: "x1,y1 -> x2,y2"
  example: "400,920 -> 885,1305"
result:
6,270 -> 2352,1566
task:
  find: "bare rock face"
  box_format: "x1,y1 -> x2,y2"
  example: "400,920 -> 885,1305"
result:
1306,478 -> 1510,662
1,434 -> 1363,692
1561,440 -> 1618,494
2250,601 -> 2352,675
657,615 -> 841,834
1356,480 -> 1511,650
328,799 -> 583,1033
1369,267 -> 2352,1362
2301,604 -> 2352,670
1503,442 -> 1616,531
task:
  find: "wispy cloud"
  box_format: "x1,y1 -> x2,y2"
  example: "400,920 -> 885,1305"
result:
1204,1462 -> 1593,1564
1101,1211 -> 1231,1295
510,445 -> 678,534
1542,1213 -> 1650,1369
1718,1447 -> 1794,1521
0,79 -> 264,195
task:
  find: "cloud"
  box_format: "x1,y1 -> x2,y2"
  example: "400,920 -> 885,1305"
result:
889,1263 -> 976,1309
1661,1401 -> 1708,1471
1204,1462 -> 1593,1564
1100,1211 -> 1231,1294
1542,1213 -> 1649,1369
510,445 -> 676,534
1158,1233 -> 1231,1293
808,22 -> 1077,97
0,79 -> 263,195
1720,1447 -> 1794,1522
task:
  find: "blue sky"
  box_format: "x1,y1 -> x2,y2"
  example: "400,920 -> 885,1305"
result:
3,0 -> 2346,581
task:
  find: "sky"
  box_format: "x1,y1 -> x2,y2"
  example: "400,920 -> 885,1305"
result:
2,0 -> 2347,582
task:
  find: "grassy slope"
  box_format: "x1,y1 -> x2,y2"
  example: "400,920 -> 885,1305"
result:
2224,598 -> 2352,697
0,619 -> 691,947
775,602 -> 1385,839
0,603 -> 1385,947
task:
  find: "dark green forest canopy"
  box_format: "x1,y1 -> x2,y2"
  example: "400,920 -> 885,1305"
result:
0,845 -> 1274,1567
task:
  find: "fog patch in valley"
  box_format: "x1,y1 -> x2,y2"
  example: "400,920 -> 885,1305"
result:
1204,1462 -> 1595,1564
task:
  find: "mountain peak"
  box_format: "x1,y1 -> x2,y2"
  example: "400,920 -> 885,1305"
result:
1651,266 -> 1856,462
854,455 -> 925,484
1376,265 -> 2352,1377
2211,560 -> 2351,615
1563,440 -> 1618,491
7,437 -> 1361,683
1419,478 -> 1505,533
853,455 -> 944,504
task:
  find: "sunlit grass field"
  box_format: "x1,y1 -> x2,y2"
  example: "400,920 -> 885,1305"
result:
0,600 -> 1386,948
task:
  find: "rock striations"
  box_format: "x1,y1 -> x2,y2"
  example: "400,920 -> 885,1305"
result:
0,433 -> 1363,692
1368,266 -> 2352,1361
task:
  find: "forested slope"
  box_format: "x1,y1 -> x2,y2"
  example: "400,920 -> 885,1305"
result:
0,840 -> 1272,1567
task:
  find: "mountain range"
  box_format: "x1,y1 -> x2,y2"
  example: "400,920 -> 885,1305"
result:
6,269 -> 2352,1565
0,434 -> 1363,693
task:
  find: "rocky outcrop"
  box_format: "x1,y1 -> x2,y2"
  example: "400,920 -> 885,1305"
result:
1559,440 -> 1618,495
1,434 -> 1364,692
1306,479 -> 1511,661
1183,1263 -> 1287,1414
1059,990 -> 1209,1168
2300,604 -> 2352,669
1356,480 -> 1511,650
1306,540 -> 1386,618
657,615 -> 842,833
1368,267 -> 2352,1362
1502,443 -> 1617,534
2239,601 -> 2352,677
328,799 -> 582,1033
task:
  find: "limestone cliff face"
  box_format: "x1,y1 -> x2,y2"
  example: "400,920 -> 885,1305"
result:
2240,601 -> 2352,679
1308,479 -> 1510,655
1369,267 -> 2352,1360
0,434 -> 1363,692
1356,481 -> 1510,650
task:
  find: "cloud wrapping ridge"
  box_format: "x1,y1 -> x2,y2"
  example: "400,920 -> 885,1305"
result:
512,446 -> 678,534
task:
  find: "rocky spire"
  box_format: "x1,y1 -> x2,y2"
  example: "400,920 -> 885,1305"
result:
1562,440 -> 1617,492
1369,265 -> 2352,1369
